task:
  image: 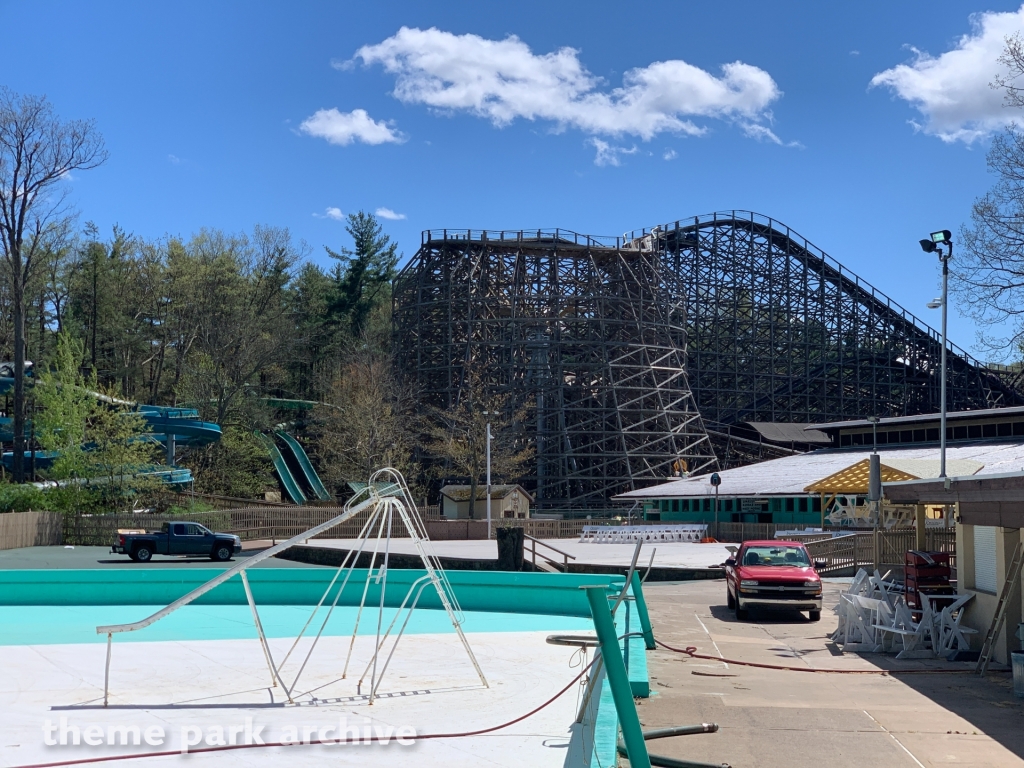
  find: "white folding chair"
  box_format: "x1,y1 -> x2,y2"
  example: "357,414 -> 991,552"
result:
935,594 -> 977,654
842,595 -> 883,651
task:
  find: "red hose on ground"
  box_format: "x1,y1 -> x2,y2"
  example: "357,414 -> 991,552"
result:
12,663 -> 595,768
655,639 -> 978,675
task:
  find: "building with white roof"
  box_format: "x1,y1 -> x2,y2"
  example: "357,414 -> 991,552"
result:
614,406 -> 1024,526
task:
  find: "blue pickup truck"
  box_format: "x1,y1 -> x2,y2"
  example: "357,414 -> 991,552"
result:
111,522 -> 242,562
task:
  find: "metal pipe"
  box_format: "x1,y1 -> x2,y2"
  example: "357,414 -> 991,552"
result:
642,724 -> 720,740
631,570 -> 656,650
103,633 -> 112,707
616,745 -> 729,768
342,508 -> 389,680
584,586 -> 651,768
278,506 -> 379,670
612,539 -> 643,614
368,578 -> 434,700
357,575 -> 432,689
369,502 -> 395,704
240,570 -> 285,693
624,599 -> 631,676
575,651 -> 603,724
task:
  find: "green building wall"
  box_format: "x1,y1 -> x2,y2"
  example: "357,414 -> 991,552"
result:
645,496 -> 823,525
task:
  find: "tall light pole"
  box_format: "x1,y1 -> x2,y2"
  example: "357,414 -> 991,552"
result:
485,420 -> 493,539
920,229 -> 952,479
710,472 -> 721,540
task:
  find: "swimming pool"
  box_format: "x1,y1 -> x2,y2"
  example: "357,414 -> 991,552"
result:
0,603 -> 594,645
0,566 -> 639,768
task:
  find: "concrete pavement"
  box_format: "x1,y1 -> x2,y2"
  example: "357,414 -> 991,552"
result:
636,579 -> 1024,768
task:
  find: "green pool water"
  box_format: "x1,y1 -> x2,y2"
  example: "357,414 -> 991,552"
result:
0,604 -> 594,646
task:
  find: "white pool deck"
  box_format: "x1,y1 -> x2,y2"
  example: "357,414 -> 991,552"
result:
309,537 -> 733,569
1,628 -> 604,768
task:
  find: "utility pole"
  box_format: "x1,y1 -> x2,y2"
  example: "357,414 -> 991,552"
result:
485,421 -> 492,539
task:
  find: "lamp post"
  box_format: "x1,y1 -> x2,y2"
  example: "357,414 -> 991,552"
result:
485,420 -> 493,539
919,230 -> 952,479
710,472 -> 721,540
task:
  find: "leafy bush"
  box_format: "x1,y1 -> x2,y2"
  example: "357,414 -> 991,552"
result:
0,484 -> 52,513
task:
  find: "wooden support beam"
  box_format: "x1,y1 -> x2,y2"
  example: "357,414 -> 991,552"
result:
915,504 -> 926,550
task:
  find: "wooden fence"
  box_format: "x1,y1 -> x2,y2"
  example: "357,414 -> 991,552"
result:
805,529 -> 957,576
0,511 -> 63,550
715,522 -> 824,543
63,505 -> 441,546
61,504 -> 959,574
64,510 -> 237,546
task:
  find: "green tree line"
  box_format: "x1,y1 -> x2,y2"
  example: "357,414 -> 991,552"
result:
0,211 -> 414,503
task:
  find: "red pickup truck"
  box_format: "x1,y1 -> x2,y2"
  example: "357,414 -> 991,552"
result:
725,540 -> 823,621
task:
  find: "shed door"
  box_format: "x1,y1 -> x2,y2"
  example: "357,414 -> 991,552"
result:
973,525 -> 997,594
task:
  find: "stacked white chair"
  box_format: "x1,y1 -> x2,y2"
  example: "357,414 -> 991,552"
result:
834,568 -> 978,660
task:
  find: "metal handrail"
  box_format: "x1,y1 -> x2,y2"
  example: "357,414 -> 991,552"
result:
96,490 -> 381,636
524,533 -> 577,571
524,533 -> 576,560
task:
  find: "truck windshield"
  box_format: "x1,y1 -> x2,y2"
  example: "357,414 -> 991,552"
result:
742,546 -> 810,567
161,522 -> 170,533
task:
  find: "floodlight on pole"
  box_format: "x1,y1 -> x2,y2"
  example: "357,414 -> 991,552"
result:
919,230 -> 952,479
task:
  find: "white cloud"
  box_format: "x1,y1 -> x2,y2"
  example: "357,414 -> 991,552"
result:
663,148 -> 678,160
167,154 -> 181,164
588,138 -> 638,166
299,108 -> 404,146
352,27 -> 783,142
870,5 -> 1024,143
313,207 -> 345,221
375,207 -> 406,220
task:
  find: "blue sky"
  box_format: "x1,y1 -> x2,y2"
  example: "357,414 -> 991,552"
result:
5,1 -> 1024,359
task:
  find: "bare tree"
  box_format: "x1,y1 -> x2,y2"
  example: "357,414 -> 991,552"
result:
0,89 -> 106,481
308,337 -> 420,492
422,370 -> 533,519
993,33 -> 1024,109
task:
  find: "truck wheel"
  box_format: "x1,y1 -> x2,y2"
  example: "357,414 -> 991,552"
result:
735,604 -> 749,621
727,589 -> 735,609
134,545 -> 153,563
212,545 -> 232,562
808,610 -> 821,622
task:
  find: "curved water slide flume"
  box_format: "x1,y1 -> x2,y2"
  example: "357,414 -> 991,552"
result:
0,379 -> 221,485
258,432 -> 307,504
95,468 -> 487,708
275,430 -> 331,501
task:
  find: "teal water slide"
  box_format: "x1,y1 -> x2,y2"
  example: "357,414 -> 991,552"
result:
275,431 -> 331,501
258,432 -> 307,505
0,380 -> 221,486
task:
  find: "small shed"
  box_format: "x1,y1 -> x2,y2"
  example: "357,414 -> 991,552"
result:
439,485 -> 534,520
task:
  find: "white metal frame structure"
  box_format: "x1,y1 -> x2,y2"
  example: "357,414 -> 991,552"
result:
97,468 -> 487,706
